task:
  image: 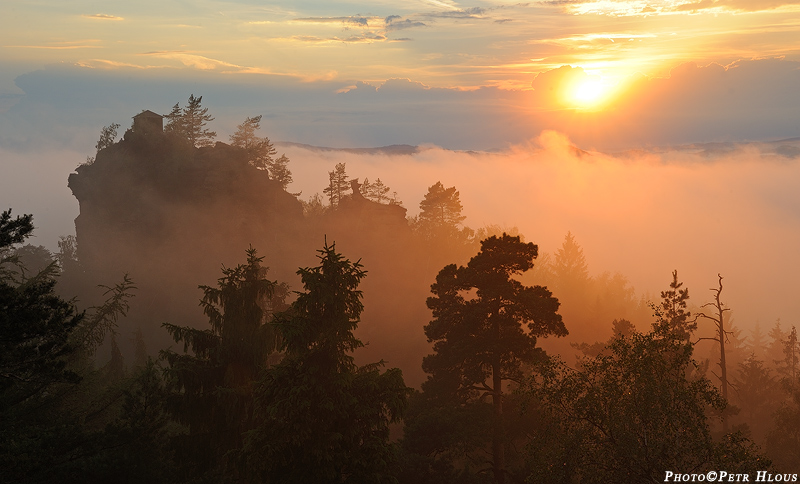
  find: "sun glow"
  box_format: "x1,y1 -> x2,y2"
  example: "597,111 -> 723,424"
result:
569,78 -> 609,109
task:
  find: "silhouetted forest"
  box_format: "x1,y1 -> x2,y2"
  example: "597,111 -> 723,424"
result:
2,97 -> 799,483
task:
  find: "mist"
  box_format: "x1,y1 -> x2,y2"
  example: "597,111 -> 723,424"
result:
281,131 -> 800,332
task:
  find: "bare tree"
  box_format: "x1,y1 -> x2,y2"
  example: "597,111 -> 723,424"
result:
696,274 -> 733,433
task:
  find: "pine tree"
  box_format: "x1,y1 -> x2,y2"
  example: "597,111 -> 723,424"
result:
268,154 -> 292,190
417,181 -> 466,232
363,177 -> 392,203
323,162 -> 350,208
95,123 -> 120,152
229,115 -> 277,170
164,95 -> 216,147
653,270 -> 695,339
182,94 -> 216,147
420,234 -> 566,483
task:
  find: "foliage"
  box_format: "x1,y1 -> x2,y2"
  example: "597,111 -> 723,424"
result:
410,234 -> 565,483
165,94 -> 216,147
766,388 -> 800,471
733,354 -> 779,442
0,209 -> 82,412
775,326 -> 799,391
552,231 -> 589,292
524,326 -> 770,483
241,241 -> 409,483
302,192 -> 328,218
324,162 -> 350,207
229,115 -> 279,172
161,247 -> 287,480
415,181 -> 469,240
96,123 -> 120,152
0,209 -> 33,250
82,123 -> 120,166
361,178 -> 389,203
72,275 -> 136,355
651,270 -> 696,339
269,153 -> 293,190
0,209 -> 147,484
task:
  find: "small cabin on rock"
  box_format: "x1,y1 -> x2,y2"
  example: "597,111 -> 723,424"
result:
132,110 -> 163,134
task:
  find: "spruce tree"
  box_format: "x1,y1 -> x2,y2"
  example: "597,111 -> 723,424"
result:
161,247 -> 287,480
241,242 -> 409,483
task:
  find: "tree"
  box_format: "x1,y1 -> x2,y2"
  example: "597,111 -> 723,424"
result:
241,241 -> 409,483
776,326 -> 800,392
323,162 -> 350,208
696,274 -> 733,432
82,123 -> 120,166
0,211 -> 82,413
363,177 -> 392,204
0,210 -> 142,484
734,354 -> 779,442
268,153 -> 293,190
652,270 -> 695,339
183,94 -> 216,147
302,193 -> 327,218
164,103 -> 183,137
96,123 -> 120,152
164,95 -> 216,147
766,388 -> 800,471
525,326 -> 770,483
229,115 -> 277,169
421,234 -> 566,483
416,181 -> 466,236
552,231 -> 590,293
161,247 -> 287,480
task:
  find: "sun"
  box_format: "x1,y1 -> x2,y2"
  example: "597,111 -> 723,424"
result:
567,78 -> 610,109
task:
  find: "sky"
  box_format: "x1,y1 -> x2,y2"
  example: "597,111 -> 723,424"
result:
2,0 -> 800,150
2,0 -> 800,330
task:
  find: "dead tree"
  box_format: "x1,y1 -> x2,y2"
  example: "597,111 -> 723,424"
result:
696,274 -> 733,433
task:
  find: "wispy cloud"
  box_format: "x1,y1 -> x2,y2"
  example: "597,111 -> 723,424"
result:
81,14 -> 124,21
293,16 -> 377,27
6,40 -> 102,50
139,51 -> 241,70
423,7 -> 488,18
291,32 -> 387,44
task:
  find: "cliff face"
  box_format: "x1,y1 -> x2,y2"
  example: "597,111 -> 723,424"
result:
69,129 -> 304,281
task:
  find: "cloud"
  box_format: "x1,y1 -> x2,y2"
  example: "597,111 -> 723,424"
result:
385,16 -> 426,31
292,33 -> 386,43
423,7 -> 488,18
6,40 -> 102,50
138,51 -> 242,70
81,14 -> 124,21
293,16 -> 376,27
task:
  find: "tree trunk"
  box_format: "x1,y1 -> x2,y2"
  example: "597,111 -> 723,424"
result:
492,359 -> 505,484
492,305 -> 505,484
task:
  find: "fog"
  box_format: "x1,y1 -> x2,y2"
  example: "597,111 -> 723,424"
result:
4,129 -> 799,384
281,131 -> 800,332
